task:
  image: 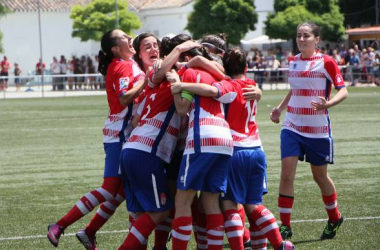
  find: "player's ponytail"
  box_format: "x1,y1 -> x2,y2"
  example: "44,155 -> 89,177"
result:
98,29 -> 118,77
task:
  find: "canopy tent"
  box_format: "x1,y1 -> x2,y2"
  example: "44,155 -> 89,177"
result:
241,35 -> 287,45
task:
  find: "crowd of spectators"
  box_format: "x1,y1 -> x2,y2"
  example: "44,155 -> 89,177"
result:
43,55 -> 103,91
245,42 -> 380,88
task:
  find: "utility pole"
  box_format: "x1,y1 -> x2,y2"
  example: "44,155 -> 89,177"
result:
376,0 -> 379,25
115,0 -> 119,28
37,0 -> 44,97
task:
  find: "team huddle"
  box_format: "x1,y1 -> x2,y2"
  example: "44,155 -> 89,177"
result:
47,21 -> 348,250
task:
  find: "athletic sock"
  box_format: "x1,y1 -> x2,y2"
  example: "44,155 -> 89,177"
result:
206,214 -> 225,250
322,191 -> 341,223
86,193 -> 125,236
196,211 -> 208,249
172,216 -> 193,250
223,209 -> 244,250
118,213 -> 156,249
237,206 -> 250,244
250,205 -> 282,250
249,220 -> 267,250
278,195 -> 294,228
154,209 -> 174,249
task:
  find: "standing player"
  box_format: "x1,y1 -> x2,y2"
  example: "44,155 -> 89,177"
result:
47,29 -> 147,249
168,48 -> 294,250
165,49 -> 235,250
270,22 -> 348,240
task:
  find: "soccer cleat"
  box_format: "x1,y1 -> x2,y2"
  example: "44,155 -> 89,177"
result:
277,240 -> 295,250
244,239 -> 251,249
47,223 -> 65,247
76,228 -> 98,250
279,225 -> 293,240
320,215 -> 344,240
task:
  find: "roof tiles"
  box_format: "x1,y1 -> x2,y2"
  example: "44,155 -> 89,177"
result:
346,26 -> 380,35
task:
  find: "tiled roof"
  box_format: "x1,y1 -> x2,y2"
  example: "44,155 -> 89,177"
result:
1,0 -> 193,12
346,26 -> 380,35
128,0 -> 193,11
1,0 -> 92,12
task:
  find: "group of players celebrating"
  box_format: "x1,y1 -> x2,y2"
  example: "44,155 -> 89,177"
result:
47,21 -> 347,250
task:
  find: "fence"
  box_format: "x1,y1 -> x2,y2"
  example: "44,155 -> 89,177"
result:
0,73 -> 105,99
1,65 -> 378,99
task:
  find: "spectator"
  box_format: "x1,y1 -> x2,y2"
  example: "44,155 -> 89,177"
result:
36,58 -> 45,75
246,56 -> 255,69
59,55 -> 67,89
67,56 -> 75,90
332,49 -> 342,65
14,62 -> 22,92
86,56 -> 96,90
373,53 -> 380,86
254,54 -> 265,89
1,56 -> 10,91
339,43 -> 347,61
347,49 -> 360,86
50,56 -> 61,90
367,47 -> 375,83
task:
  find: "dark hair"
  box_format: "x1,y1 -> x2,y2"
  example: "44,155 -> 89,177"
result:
98,29 -> 118,76
297,21 -> 322,39
133,33 -> 160,71
201,33 -> 227,54
223,47 -> 247,76
160,34 -> 192,57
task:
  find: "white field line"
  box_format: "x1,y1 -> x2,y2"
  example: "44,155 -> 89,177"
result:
1,216 -> 379,241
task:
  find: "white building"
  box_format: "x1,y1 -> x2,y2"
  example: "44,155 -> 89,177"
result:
0,0 -> 274,75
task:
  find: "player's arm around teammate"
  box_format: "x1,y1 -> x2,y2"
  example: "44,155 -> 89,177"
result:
270,21 -> 348,241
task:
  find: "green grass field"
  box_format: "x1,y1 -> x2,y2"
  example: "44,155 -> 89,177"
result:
0,87 -> 379,249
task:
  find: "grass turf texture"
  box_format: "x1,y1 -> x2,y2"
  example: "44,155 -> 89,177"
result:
0,88 -> 379,249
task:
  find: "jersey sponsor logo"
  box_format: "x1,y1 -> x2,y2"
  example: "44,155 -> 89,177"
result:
292,63 -> 297,69
119,77 -> 130,90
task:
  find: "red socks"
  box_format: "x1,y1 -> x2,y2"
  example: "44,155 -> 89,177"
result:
223,209 -> 244,250
249,219 -> 267,250
206,214 -> 225,250
154,209 -> 175,250
118,213 -> 156,250
250,205 -> 282,250
237,206 -> 250,244
278,195 -> 294,228
172,216 -> 193,250
323,192 -> 340,223
196,212 -> 207,249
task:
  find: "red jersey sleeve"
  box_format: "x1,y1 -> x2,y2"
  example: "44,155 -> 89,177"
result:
212,80 -> 237,104
323,55 -> 345,89
114,61 -> 134,97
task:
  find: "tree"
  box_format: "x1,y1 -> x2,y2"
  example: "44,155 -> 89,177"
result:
340,0 -> 379,28
0,3 -> 11,53
186,0 -> 258,45
70,0 -> 141,42
265,0 -> 345,52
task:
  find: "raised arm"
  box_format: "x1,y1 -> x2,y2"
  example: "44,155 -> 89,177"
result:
152,40 -> 200,85
119,77 -> 147,106
185,55 -> 227,81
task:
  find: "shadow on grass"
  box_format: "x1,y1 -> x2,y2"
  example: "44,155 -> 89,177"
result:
223,238 -> 322,249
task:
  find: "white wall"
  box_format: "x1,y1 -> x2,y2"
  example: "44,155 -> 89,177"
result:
243,0 -> 274,40
135,4 -> 194,39
0,11 -> 100,76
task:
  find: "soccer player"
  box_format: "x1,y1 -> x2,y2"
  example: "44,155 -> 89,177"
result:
47,29 -> 147,249
270,21 -> 348,240
164,47 -> 236,250
117,35 -> 200,250
168,47 -> 295,250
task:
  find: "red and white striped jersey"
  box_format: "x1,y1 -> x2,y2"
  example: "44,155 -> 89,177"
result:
221,77 -> 262,147
123,80 -> 180,163
103,58 -> 145,143
283,53 -> 345,138
179,67 -> 234,155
